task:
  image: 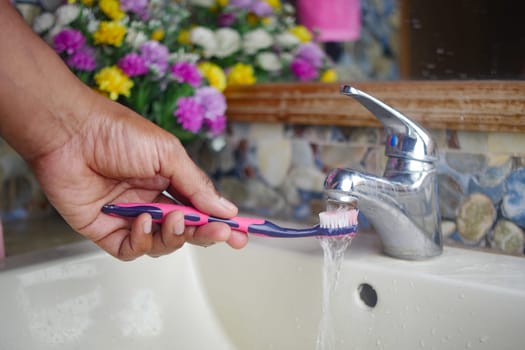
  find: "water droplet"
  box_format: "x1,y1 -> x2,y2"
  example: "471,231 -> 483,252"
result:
465,340 -> 473,349
420,339 -> 426,347
479,336 -> 489,343
458,293 -> 465,299
431,328 -> 437,335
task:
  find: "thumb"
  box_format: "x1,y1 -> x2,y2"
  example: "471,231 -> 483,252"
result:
161,139 -> 238,218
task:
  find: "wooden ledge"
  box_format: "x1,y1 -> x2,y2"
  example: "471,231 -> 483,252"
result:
224,81 -> 525,133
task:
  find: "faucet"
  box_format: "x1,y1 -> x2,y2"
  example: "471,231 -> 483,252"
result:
323,85 -> 442,260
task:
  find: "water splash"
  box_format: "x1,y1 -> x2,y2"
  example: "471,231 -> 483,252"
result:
316,235 -> 354,350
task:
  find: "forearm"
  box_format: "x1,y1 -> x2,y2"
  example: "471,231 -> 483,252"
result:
0,1 -> 93,161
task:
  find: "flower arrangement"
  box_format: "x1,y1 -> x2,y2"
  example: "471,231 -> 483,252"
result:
182,0 -> 337,85
31,0 -> 227,142
29,0 -> 336,141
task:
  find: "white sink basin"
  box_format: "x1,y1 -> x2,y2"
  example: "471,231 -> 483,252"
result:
0,230 -> 523,349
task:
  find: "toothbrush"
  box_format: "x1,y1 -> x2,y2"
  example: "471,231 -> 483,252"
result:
101,203 -> 358,237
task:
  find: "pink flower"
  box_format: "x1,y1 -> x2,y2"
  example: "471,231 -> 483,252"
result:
290,57 -> 318,81
66,46 -> 96,71
171,62 -> 202,87
218,12 -> 236,27
296,42 -> 325,68
139,41 -> 169,75
120,0 -> 149,18
174,97 -> 204,133
194,86 -> 227,121
54,29 -> 85,55
205,115 -> 227,135
118,53 -> 149,77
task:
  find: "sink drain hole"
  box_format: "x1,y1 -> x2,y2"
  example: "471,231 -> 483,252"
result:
357,283 -> 378,308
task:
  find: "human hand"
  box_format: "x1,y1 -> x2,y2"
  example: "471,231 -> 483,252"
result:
29,92 -> 248,260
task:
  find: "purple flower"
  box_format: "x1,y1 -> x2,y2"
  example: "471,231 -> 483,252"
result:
171,62 -> 202,88
230,0 -> 252,9
174,97 -> 204,133
118,53 -> 149,77
139,41 -> 169,75
251,1 -> 273,17
290,57 -> 318,81
194,87 -> 227,121
218,12 -> 236,27
54,29 -> 85,55
66,46 -> 96,71
120,0 -> 149,18
205,115 -> 227,135
296,42 -> 325,68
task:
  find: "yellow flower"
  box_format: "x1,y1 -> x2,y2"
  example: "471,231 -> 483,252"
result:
216,0 -> 228,6
99,0 -> 125,20
151,28 -> 165,41
264,0 -> 281,11
95,66 -> 133,100
289,25 -> 312,43
93,21 -> 126,47
227,63 -> 256,86
80,0 -> 94,5
320,69 -> 338,83
177,29 -> 191,45
198,62 -> 227,92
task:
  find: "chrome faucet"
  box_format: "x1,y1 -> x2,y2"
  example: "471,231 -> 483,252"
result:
324,85 -> 442,260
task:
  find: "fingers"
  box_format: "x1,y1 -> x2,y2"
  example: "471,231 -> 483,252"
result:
147,210 -> 185,257
101,210 -> 249,261
162,145 -> 238,219
184,221 -> 249,249
116,213 -> 154,261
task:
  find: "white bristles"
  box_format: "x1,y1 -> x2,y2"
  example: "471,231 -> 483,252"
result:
319,209 -> 359,229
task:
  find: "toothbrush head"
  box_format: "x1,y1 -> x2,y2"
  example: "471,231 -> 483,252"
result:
318,209 -> 359,236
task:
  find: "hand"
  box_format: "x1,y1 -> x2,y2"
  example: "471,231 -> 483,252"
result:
0,2 -> 249,260
29,92 -> 248,260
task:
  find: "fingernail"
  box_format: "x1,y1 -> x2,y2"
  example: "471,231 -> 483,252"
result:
174,220 -> 185,236
143,219 -> 152,234
219,196 -> 237,212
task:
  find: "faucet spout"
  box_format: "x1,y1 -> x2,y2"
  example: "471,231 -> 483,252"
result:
323,86 -> 443,260
325,168 -> 442,260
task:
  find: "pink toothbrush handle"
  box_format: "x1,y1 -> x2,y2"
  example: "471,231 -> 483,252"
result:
101,203 -> 265,233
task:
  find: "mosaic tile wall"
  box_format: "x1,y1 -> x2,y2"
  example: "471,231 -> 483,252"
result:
190,123 -> 525,257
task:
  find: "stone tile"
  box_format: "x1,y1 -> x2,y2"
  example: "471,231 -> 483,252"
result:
488,132 -> 525,154
455,131 -> 488,153
319,144 -> 368,170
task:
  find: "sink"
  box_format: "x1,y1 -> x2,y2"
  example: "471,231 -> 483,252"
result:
0,227 -> 523,349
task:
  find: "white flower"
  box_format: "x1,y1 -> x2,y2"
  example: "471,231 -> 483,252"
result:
126,28 -> 148,49
243,28 -> 273,55
55,4 -> 80,27
190,26 -> 217,58
275,32 -> 300,48
32,12 -> 55,34
169,50 -> 200,64
214,28 -> 241,58
256,51 -> 282,72
44,24 -> 63,45
87,20 -> 100,33
280,52 -> 294,64
188,0 -> 216,7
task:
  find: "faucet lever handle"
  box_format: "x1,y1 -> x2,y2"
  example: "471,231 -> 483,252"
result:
341,85 -> 437,163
